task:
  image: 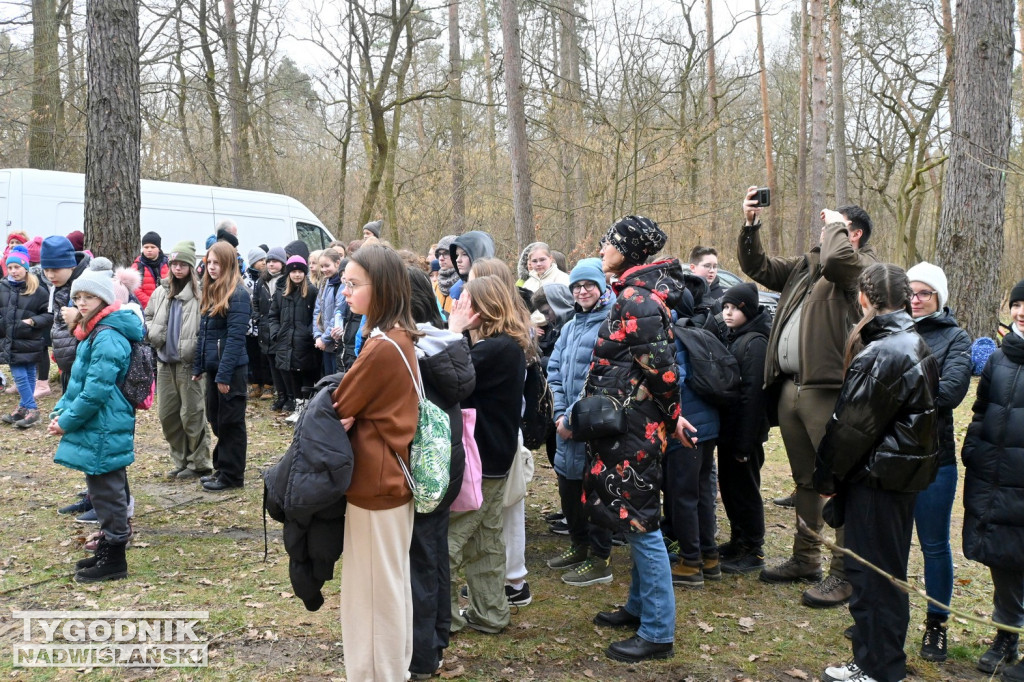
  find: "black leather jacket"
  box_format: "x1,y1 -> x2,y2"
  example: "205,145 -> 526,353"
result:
814,310 -> 939,494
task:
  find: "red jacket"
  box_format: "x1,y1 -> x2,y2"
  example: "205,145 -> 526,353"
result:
132,255 -> 169,309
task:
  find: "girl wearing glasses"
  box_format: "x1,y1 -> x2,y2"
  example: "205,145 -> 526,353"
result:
905,262 -> 972,663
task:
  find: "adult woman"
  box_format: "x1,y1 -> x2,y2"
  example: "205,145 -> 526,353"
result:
547,258 -> 615,585
146,241 -> 212,479
905,262 -> 973,662
192,241 -> 250,492
331,245 -> 420,681
961,279 -> 1024,678
447,275 -> 530,634
815,263 -> 939,682
580,215 -> 693,663
521,242 -> 570,292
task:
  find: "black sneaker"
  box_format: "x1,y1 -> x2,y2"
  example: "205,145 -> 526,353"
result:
271,396 -> 286,411
505,583 -> 532,606
717,539 -> 742,560
59,497 -> 93,515
280,399 -> 296,414
978,630 -> 1019,674
549,519 -> 570,536
920,618 -> 947,662
721,550 -> 765,575
544,511 -> 565,523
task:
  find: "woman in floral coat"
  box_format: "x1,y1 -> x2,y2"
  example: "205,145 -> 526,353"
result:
575,215 -> 695,664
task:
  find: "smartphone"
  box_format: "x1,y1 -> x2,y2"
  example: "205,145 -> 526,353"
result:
753,187 -> 771,207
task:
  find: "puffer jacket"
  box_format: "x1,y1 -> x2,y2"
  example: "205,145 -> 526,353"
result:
961,330 -> 1024,570
580,259 -> 684,534
313,275 -> 344,352
915,310 -> 973,468
416,325 -> 477,513
814,310 -> 939,495
672,273 -> 719,443
242,268 -> 261,337
145,279 -> 202,364
549,293 -> 611,480
254,272 -> 284,354
53,305 -> 143,475
49,252 -> 92,373
192,283 -> 250,383
269,283 -> 319,372
0,278 -> 53,365
718,309 -> 772,454
738,220 -> 878,389
264,374 -> 353,612
132,254 -> 170,309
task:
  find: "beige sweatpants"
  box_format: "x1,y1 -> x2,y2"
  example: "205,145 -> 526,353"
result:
340,500 -> 415,682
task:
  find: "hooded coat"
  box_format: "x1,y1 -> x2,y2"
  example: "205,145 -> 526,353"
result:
580,259 -> 684,534
449,231 -> 495,302
53,305 -> 144,475
718,308 -> 772,454
269,282 -> 320,372
49,252 -> 92,373
914,309 -> 973,468
962,330 -> 1024,570
255,271 -> 284,354
0,277 -> 52,365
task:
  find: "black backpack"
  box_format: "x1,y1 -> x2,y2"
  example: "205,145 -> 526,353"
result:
521,360 -> 553,450
672,319 -> 742,406
89,324 -> 156,410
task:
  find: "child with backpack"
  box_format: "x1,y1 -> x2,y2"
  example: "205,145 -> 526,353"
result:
49,265 -> 144,582
268,256 -> 320,424
132,231 -> 169,310
716,283 -> 771,574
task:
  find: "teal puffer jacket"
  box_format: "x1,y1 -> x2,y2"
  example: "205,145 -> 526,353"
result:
53,306 -> 144,475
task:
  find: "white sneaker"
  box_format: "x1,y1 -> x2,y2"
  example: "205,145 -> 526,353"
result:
126,495 -> 135,519
285,400 -> 305,424
823,662 -> 876,682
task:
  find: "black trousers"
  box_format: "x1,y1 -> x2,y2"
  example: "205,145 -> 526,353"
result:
267,354 -> 288,399
662,439 -> 718,561
845,481 -> 916,682
205,366 -> 248,486
245,337 -> 272,386
717,442 -> 766,550
558,474 -> 612,559
409,509 -> 451,676
281,369 -> 319,402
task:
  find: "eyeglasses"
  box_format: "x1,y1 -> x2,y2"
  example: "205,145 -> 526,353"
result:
911,290 -> 935,302
570,281 -> 598,293
341,279 -> 370,290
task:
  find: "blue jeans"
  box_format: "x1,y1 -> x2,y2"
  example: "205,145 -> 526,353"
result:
913,463 -> 957,616
623,528 -> 675,644
10,364 -> 37,410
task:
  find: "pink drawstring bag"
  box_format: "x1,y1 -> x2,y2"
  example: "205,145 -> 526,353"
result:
450,408 -> 483,512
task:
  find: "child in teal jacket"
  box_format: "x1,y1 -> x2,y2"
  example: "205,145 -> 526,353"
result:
49,266 -> 143,583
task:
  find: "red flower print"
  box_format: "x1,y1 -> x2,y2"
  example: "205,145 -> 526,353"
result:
623,318 -> 638,335
598,358 -> 611,366
619,507 -> 629,519
663,370 -> 676,384
645,422 -> 659,440
609,328 -> 626,342
591,460 -> 605,475
623,287 -> 636,299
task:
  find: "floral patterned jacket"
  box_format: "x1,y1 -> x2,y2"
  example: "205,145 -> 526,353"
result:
582,259 -> 683,534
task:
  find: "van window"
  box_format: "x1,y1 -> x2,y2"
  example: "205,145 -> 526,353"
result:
297,221 -> 329,252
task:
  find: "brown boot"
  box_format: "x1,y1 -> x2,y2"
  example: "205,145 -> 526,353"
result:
671,559 -> 704,588
260,385 -> 275,400
801,574 -> 852,608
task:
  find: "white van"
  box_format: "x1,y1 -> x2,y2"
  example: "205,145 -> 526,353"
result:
0,168 -> 336,260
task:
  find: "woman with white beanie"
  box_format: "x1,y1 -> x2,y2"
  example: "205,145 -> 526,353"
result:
906,261 -> 973,662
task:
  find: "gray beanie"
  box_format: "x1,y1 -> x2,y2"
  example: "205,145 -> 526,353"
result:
248,247 -> 268,267
70,257 -> 116,305
362,220 -> 383,238
266,246 -> 288,264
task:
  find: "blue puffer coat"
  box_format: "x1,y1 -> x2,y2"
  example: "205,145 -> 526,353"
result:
674,343 -> 720,443
53,306 -> 143,475
549,294 -> 611,480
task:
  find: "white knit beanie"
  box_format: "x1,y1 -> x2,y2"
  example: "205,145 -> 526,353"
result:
906,261 -> 948,309
70,257 -> 116,305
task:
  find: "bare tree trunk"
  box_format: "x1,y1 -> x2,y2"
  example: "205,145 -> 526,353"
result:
336,41 -> 354,236
558,0 -> 583,248
499,0 -> 534,251
943,0 -> 955,109
809,0 -> 827,239
829,0 -> 848,206
385,28 -> 414,244
479,0 -> 497,165
30,0 -> 62,170
449,0 -> 466,232
222,0 -> 253,188
84,0 -> 140,266
754,0 -> 780,254
936,0 -> 1013,340
705,0 -> 718,231
795,0 -> 810,253
173,16 -> 199,179
198,0 -> 223,184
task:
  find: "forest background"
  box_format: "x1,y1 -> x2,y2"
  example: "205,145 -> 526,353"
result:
0,0 -> 1020,336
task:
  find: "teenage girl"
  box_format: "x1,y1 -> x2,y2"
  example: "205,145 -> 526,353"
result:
269,256 -> 320,423
313,248 -> 344,376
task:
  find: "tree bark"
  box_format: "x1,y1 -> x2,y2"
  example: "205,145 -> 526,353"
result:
558,0 -> 583,248
222,0 -> 254,188
479,0 -> 497,165
809,0 -> 827,228
704,0 -> 718,231
936,0 -> 1014,340
449,0 -> 466,233
198,0 -> 224,184
795,0 -> 810,254
499,0 -> 534,252
30,0 -> 62,170
84,0 -> 140,267
828,0 -> 848,206
754,0 -> 780,254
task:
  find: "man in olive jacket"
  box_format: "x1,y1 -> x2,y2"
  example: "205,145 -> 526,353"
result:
737,186 -> 878,609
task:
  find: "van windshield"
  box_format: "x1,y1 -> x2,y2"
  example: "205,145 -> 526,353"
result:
297,221 -> 329,252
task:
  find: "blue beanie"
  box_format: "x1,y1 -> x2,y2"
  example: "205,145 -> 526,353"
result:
205,234 -> 217,250
5,245 -> 29,270
40,235 -> 77,269
569,258 -> 607,294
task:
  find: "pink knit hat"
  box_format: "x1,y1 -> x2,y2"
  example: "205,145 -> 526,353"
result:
284,255 -> 308,275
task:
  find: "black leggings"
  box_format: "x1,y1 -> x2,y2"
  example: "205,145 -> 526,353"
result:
281,369 -> 319,402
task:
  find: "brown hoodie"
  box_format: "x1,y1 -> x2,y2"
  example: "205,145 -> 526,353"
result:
332,327 -> 419,510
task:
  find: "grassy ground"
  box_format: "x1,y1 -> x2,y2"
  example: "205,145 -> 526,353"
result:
0,377 -> 1003,680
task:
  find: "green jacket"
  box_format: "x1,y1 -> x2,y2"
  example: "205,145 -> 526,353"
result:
53,306 -> 143,475
737,221 -> 878,390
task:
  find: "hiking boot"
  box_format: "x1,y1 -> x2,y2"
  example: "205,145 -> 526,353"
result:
34,380 -> 51,398
562,557 -> 613,586
802,574 -> 853,608
1004,661 -> 1024,681
843,624 -> 855,640
773,491 -> 796,508
920,618 -> 948,662
260,385 -> 274,400
74,537 -> 128,583
721,549 -> 765,574
671,559 -> 704,588
759,557 -> 822,584
14,409 -> 39,428
978,630 -> 1020,674
166,467 -> 186,479
547,544 -> 588,570
505,582 -> 532,606
200,472 -> 219,483
58,496 -> 92,515
702,553 -> 722,581
610,532 -> 627,546
2,406 -> 27,424
248,385 -> 262,400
